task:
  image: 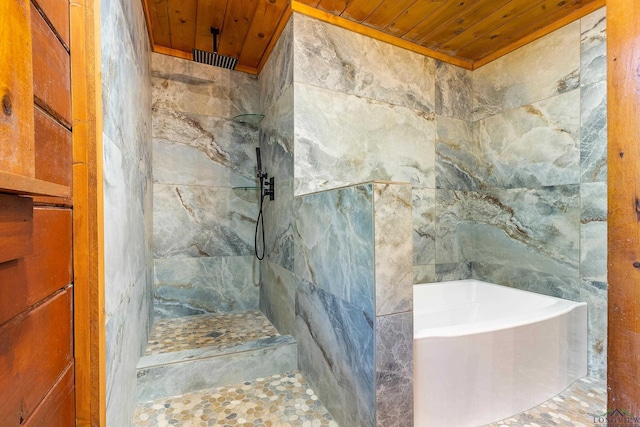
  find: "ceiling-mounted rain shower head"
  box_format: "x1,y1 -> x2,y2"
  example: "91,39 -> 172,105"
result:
192,27 -> 238,70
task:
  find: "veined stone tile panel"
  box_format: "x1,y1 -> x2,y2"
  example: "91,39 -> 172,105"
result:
580,182 -> 607,283
580,7 -> 607,88
435,262 -> 472,282
435,60 -> 473,121
472,89 -> 580,189
151,53 -> 258,119
153,256 -> 258,316
294,83 -> 436,196
580,279 -> 607,379
263,178 -> 294,271
296,278 -> 375,427
472,262 -> 581,301
259,84 -> 294,183
435,190 -> 476,265
374,183 -> 413,316
153,184 -> 257,259
412,187 -> 436,266
293,13 -> 435,113
468,186 -> 580,277
152,109 -> 257,187
581,81 -> 607,183
473,21 -> 580,121
435,115 -> 480,191
376,312 -> 413,427
260,260 -> 296,336
413,264 -> 436,285
294,183 -> 374,315
259,17 -> 293,114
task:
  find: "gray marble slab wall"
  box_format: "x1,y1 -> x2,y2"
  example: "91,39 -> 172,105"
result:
258,18 -> 296,335
468,8 -> 607,379
101,0 -> 153,424
294,181 -> 413,427
151,53 -> 261,318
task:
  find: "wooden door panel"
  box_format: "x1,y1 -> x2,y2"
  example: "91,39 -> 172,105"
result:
31,3 -> 71,128
0,288 -> 73,425
0,207 -> 72,325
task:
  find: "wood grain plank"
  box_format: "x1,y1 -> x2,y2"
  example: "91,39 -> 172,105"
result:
0,0 -> 35,179
417,0 -> 513,48
341,0 -> 385,23
403,0 -> 484,44
0,171 -> 69,198
218,0 -> 259,59
607,0 -> 640,414
168,0 -> 197,52
194,0 -> 228,52
455,0 -> 599,62
0,288 -> 73,425
0,194 -> 33,264
317,0 -> 349,15
23,362 -> 75,427
239,0 -> 289,68
0,207 -> 73,325
31,3 -> 71,128
384,0 -> 449,38
361,0 -> 417,32
296,0 -> 321,6
34,107 -> 72,187
147,0 -> 171,47
32,0 -> 70,48
257,7 -> 293,73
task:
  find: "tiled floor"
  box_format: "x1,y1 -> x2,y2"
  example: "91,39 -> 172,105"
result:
145,311 -> 280,356
486,376 -> 607,427
133,371 -> 338,427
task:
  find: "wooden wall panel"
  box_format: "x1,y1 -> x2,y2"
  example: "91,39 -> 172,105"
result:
0,288 -> 73,425
0,0 -> 35,178
23,362 -> 75,427
32,0 -> 70,48
0,194 -> 33,264
34,107 -> 72,187
607,0 -> 640,414
31,3 -> 71,128
0,207 -> 72,325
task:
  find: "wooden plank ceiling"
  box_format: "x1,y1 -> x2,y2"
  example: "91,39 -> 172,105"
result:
142,0 -> 605,73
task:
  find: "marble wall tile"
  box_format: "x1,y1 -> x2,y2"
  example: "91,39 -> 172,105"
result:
472,262 -> 581,301
581,182 -> 607,283
259,85 -> 294,182
101,0 -> 153,423
263,178 -> 295,271
293,14 -> 435,113
412,188 -> 436,266
154,256 -> 259,317
473,90 -> 581,188
296,278 -> 375,427
580,279 -> 607,379
152,53 -> 259,119
376,312 -> 413,427
435,115 -> 481,190
152,109 -> 257,187
294,83 -> 436,196
153,184 -> 257,258
581,8 -> 607,87
468,186 -> 580,277
473,22 -> 580,121
435,61 -> 472,121
294,184 -> 375,315
581,81 -> 607,183
435,190 -> 475,264
435,262 -> 472,282
374,183 -> 413,316
413,265 -> 436,284
259,17 -> 293,113
260,261 -> 296,335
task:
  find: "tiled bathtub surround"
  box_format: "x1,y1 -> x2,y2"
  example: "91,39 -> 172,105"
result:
294,182 -> 413,427
151,53 -> 261,317
101,0 -> 153,424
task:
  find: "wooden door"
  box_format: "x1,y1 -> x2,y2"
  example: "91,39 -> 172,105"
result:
0,0 -> 75,425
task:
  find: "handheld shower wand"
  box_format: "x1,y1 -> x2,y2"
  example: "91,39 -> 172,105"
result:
254,148 -> 275,260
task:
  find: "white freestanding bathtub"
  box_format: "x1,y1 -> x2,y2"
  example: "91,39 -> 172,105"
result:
414,280 -> 587,427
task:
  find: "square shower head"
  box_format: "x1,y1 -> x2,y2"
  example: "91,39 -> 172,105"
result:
193,49 -> 238,70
